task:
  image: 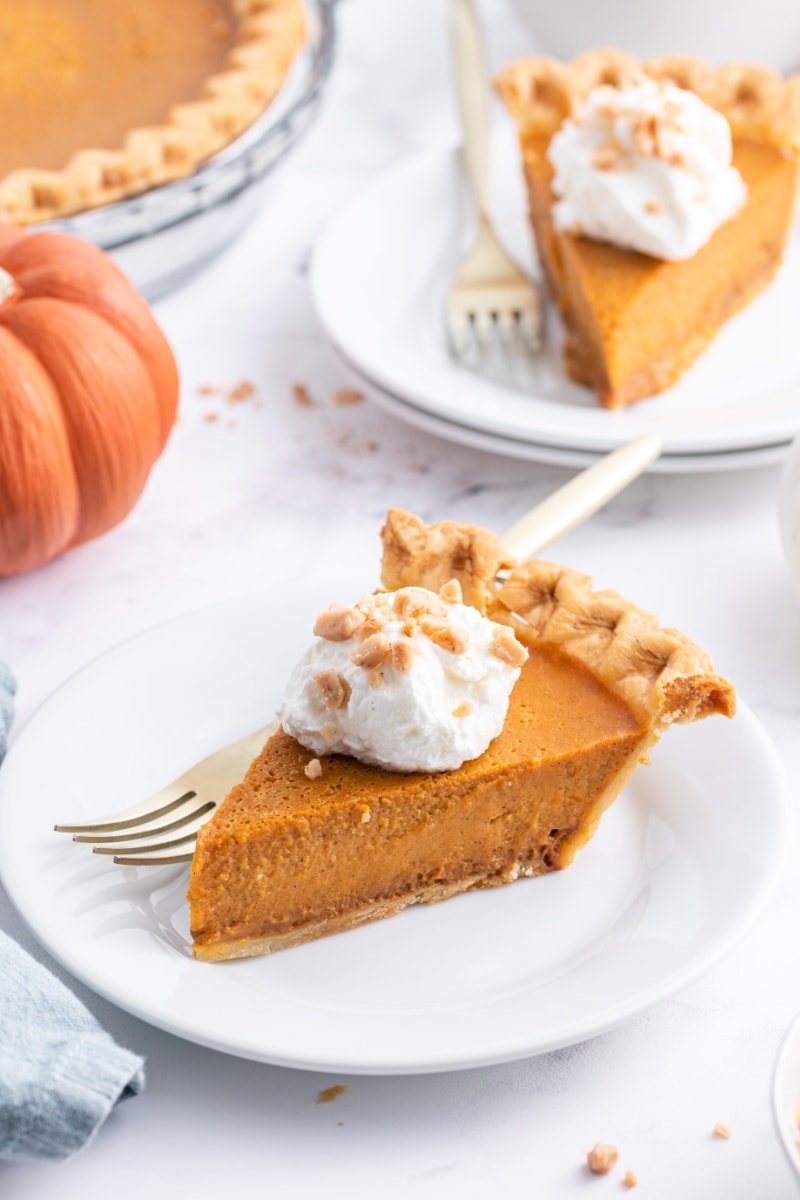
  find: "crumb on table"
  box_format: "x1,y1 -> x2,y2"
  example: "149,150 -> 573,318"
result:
292,382 -> 314,407
333,387 -> 365,406
318,1084 -> 347,1104
713,1122 -> 731,1140
586,1143 -> 619,1175
623,1168 -> 637,1188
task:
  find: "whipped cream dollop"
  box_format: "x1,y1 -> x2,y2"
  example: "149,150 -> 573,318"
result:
548,77 -> 746,260
279,581 -> 528,773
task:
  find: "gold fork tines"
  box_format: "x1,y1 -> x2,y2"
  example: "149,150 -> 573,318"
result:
445,0 -> 542,360
54,721 -> 277,865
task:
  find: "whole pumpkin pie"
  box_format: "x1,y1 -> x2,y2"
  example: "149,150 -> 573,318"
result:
187,508 -> 735,961
0,0 -> 306,224
495,50 -> 800,408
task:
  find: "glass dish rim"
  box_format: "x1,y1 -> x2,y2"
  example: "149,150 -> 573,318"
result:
38,0 -> 336,250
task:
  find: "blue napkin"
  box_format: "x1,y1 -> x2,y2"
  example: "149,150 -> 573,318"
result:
0,662 -> 145,1161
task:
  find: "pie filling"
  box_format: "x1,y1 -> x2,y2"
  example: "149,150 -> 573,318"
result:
0,0 -> 237,176
188,641 -> 649,959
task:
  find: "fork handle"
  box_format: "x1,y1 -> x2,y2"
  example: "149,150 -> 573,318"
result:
451,0 -> 491,218
500,434 -> 664,561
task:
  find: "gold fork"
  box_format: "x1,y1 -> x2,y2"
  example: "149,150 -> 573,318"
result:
54,723 -> 278,865
55,433 -> 663,866
445,0 -> 542,359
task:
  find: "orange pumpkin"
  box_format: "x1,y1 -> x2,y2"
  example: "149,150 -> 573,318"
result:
0,223 -> 179,576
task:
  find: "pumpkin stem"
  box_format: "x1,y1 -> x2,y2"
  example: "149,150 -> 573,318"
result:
0,266 -> 17,309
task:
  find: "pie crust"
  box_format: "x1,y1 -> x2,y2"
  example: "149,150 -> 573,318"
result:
0,0 -> 306,225
383,508 -> 735,728
495,48 -> 800,150
187,508 -> 734,961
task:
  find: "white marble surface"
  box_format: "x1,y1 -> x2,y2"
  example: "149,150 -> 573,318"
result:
2,1 -> 800,1195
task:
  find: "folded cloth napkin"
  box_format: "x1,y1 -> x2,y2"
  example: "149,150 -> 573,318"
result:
0,661 -> 145,1161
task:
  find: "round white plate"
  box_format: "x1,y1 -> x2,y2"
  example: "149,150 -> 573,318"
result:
0,589 -> 790,1075
310,125 -> 800,462
333,344 -> 791,475
774,1008 -> 800,1177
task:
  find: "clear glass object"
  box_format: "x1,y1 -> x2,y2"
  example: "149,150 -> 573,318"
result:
39,0 -> 336,300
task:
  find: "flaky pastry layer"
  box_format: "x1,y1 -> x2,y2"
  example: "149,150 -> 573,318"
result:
495,48 -> 800,149
381,508 -> 736,729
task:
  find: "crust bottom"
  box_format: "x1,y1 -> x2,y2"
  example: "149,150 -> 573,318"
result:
192,861 -> 550,962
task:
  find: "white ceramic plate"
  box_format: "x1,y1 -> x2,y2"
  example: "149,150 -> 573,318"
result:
774,1008 -> 800,1177
310,125 -> 800,464
333,344 -> 791,475
0,590 -> 790,1075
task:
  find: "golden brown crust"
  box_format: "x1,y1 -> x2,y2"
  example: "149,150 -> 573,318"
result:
380,507 -> 515,613
495,48 -> 800,149
0,0 -> 306,224
496,561 -> 736,727
381,510 -> 735,729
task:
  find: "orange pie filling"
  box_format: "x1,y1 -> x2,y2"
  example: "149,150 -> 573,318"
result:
188,638 -> 650,959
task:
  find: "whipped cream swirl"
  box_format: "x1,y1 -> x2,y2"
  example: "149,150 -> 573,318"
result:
279,582 -> 527,773
548,77 -> 746,260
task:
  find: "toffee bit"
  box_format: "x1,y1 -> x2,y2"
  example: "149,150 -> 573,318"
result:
314,605 -> 366,642
452,701 -> 472,718
393,588 -> 447,620
418,616 -> 468,656
304,758 -> 323,780
490,627 -> 528,667
313,670 -> 351,710
367,666 -> 385,689
351,632 -> 391,670
439,578 -> 463,604
593,140 -> 621,170
391,636 -> 416,673
586,1143 -> 619,1175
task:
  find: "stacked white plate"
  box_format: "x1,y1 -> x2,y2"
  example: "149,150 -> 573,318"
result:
311,126 -> 800,473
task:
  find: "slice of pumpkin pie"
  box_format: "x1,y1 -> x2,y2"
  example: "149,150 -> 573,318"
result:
187,508 -> 735,961
495,50 -> 800,408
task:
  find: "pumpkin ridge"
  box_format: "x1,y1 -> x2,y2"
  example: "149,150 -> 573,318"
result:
3,295 -> 163,547
2,232 -> 179,451
0,324 -> 79,575
0,227 -> 179,575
